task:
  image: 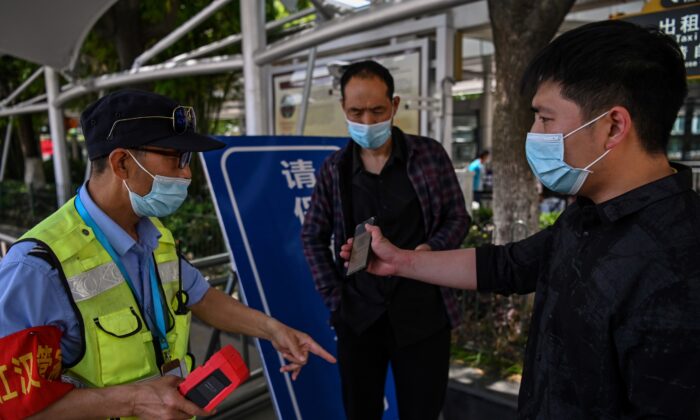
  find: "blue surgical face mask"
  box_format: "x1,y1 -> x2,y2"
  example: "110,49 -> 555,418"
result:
346,117 -> 393,149
525,111 -> 610,195
123,151 -> 191,217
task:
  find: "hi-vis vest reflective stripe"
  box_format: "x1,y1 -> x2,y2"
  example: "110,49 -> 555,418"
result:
19,197 -> 191,388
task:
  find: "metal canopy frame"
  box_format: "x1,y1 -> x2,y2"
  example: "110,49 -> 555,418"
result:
0,0 -> 638,205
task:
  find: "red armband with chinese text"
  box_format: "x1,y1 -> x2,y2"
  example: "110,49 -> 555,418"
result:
0,326 -> 74,420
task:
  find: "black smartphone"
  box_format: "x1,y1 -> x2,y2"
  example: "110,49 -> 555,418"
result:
346,217 -> 375,276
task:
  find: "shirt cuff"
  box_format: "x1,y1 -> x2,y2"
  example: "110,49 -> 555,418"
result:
475,245 -> 496,292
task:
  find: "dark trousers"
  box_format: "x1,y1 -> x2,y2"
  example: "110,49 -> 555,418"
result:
334,313 -> 451,420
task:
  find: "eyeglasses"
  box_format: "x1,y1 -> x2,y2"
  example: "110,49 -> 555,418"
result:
135,147 -> 193,169
106,106 -> 196,140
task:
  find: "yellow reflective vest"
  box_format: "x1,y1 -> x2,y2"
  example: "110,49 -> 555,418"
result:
19,197 -> 192,389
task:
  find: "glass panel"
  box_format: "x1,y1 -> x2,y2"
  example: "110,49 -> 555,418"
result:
688,138 -> 700,160
667,136 -> 684,161
671,112 -> 685,136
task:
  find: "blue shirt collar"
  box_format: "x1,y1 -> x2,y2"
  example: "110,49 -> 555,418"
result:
78,183 -> 161,256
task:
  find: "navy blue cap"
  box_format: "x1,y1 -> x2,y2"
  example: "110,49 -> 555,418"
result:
81,89 -> 224,160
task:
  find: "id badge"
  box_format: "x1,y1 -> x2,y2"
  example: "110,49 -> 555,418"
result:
161,358 -> 189,378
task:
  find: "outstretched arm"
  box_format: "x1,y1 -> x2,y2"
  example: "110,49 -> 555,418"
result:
190,288 -> 336,380
340,224 -> 478,290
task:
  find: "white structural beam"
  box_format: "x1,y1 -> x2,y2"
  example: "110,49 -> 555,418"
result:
435,11 -> 455,155
44,67 -> 71,205
132,0 -> 234,70
0,67 -> 44,107
169,34 -> 243,64
168,7 -> 316,64
57,55 -> 244,107
481,55 -> 494,152
0,117 -> 14,182
241,0 -> 267,135
0,103 -> 49,118
254,0 -> 472,65
295,47 -> 317,136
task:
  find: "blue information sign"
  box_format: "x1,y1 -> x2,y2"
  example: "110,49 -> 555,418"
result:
201,136 -> 399,420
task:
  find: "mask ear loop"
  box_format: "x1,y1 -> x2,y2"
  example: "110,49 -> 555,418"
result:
583,148 -> 611,171
123,150 -> 159,199
563,111 -> 609,139
126,150 -> 156,179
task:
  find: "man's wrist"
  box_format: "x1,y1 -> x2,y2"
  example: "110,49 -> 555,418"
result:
393,249 -> 412,277
261,316 -> 279,341
124,383 -> 139,416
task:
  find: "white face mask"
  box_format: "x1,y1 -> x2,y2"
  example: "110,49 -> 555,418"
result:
123,151 -> 191,217
525,111 -> 610,195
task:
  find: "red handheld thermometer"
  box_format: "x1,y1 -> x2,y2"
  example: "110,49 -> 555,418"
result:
177,345 -> 250,412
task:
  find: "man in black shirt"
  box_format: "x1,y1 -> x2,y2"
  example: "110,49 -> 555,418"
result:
340,21 -> 700,418
302,61 -> 469,419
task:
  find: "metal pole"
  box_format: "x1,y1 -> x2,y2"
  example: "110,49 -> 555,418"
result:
169,34 -> 243,63
0,103 -> 49,118
295,47 -> 317,136
132,0 -> 234,70
241,0 -> 267,135
254,0 -> 469,65
168,7 -> 316,64
15,93 -> 47,107
481,54 -> 494,152
266,7 -> 316,31
436,11 -> 455,156
56,56 -> 244,108
44,67 -> 71,205
0,67 -> 44,107
0,117 -> 14,182
309,0 -> 333,21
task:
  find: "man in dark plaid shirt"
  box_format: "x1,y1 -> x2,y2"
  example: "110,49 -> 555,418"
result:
301,60 -> 469,420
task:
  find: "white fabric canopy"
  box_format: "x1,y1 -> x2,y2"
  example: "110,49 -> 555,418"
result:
0,0 -> 118,71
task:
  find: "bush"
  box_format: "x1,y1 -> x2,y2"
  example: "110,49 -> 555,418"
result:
539,210 -> 562,229
0,181 -> 58,231
452,205 -> 533,381
161,194 -> 226,259
464,206 -> 494,248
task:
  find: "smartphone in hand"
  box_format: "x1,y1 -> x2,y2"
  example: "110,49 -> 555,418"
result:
346,217 -> 375,276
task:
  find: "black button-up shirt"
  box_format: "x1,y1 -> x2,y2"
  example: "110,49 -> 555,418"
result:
477,164 -> 700,418
342,131 -> 448,346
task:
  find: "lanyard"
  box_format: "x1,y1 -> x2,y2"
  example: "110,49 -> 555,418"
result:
74,193 -> 170,355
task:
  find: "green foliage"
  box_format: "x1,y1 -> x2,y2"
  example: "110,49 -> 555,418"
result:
454,205 -> 532,381
161,192 -> 225,259
453,289 -> 531,381
453,92 -> 483,102
464,206 -> 493,248
0,56 -> 43,99
539,210 -> 561,229
0,180 -> 58,230
451,345 -> 523,378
